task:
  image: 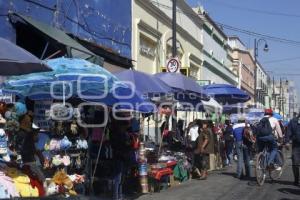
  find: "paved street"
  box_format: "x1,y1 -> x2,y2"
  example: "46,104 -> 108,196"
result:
137,155 -> 300,200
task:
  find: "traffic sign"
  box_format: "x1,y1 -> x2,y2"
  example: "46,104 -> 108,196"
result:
166,57 -> 181,73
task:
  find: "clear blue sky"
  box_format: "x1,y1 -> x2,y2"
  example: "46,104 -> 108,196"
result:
187,0 -> 300,96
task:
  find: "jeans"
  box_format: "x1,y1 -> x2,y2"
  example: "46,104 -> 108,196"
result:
257,135 -> 278,166
113,161 -> 125,200
236,141 -> 251,178
225,141 -> 234,165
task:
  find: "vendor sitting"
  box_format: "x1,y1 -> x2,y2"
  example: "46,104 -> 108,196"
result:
21,123 -> 45,183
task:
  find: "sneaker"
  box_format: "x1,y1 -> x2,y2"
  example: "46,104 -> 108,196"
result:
274,165 -> 282,171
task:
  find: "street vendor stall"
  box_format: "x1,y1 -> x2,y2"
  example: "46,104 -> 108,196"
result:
0,58 -> 156,199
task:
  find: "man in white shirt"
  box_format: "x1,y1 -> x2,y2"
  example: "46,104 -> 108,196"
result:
256,109 -> 283,170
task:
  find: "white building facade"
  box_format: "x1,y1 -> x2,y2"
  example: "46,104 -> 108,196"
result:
194,7 -> 238,86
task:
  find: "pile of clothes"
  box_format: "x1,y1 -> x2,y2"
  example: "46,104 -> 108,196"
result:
0,164 -> 85,198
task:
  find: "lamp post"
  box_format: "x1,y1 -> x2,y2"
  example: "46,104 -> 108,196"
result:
254,38 -> 269,108
172,0 -> 177,57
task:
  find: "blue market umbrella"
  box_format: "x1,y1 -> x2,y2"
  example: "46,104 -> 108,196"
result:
273,112 -> 283,120
3,58 -> 118,97
202,84 -> 250,104
0,37 -> 52,75
85,85 -> 156,113
154,72 -> 207,98
114,70 -> 173,96
3,58 -> 155,113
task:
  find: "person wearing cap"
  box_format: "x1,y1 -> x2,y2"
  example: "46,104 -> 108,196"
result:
233,116 -> 251,179
256,109 -> 283,171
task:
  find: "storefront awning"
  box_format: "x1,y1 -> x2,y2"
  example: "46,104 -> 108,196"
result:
10,13 -> 96,61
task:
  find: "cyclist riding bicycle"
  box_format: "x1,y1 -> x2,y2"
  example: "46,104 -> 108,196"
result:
256,109 -> 283,170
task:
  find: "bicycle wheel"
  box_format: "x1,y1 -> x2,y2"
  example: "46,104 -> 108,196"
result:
269,150 -> 284,180
256,152 -> 267,186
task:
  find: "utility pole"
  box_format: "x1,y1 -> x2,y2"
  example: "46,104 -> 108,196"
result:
279,77 -> 282,114
273,76 -> 276,110
254,38 -> 268,108
172,0 -> 177,57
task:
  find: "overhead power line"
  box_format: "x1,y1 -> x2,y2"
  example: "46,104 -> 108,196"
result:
202,0 -> 300,18
151,1 -> 300,46
263,56 -> 300,64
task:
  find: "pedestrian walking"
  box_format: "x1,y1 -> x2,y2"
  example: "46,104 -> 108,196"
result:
286,113 -> 300,186
194,121 -> 213,180
223,120 -> 234,166
233,117 -> 251,179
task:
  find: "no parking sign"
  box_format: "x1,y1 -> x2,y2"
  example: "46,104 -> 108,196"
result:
166,57 -> 181,73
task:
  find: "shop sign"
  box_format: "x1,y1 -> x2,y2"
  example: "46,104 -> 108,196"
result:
34,100 -> 52,129
166,57 -> 181,73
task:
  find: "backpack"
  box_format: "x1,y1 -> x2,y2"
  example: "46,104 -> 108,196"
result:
257,117 -> 273,137
243,126 -> 255,147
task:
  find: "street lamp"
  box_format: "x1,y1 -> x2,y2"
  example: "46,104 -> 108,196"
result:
254,38 -> 269,108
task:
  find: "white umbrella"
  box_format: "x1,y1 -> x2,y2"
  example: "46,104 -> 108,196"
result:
202,98 -> 223,113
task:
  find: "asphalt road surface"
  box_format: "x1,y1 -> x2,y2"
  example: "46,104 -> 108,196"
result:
137,155 -> 300,200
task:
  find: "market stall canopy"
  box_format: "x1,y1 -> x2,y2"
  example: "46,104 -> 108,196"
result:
154,72 -> 207,99
114,70 -> 173,96
202,84 -> 250,104
0,37 -> 52,76
3,58 -> 155,113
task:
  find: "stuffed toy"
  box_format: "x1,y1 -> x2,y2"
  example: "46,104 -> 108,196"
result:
52,169 -> 76,195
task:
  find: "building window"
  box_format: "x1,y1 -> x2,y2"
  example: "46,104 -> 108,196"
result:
189,64 -> 199,80
139,34 -> 156,59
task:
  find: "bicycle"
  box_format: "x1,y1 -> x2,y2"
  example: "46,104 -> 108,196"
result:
255,146 -> 285,186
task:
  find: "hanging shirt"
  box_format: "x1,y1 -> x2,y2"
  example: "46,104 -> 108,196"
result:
188,125 -> 199,142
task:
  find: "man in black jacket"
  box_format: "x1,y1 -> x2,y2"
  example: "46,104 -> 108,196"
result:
286,113 -> 300,186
